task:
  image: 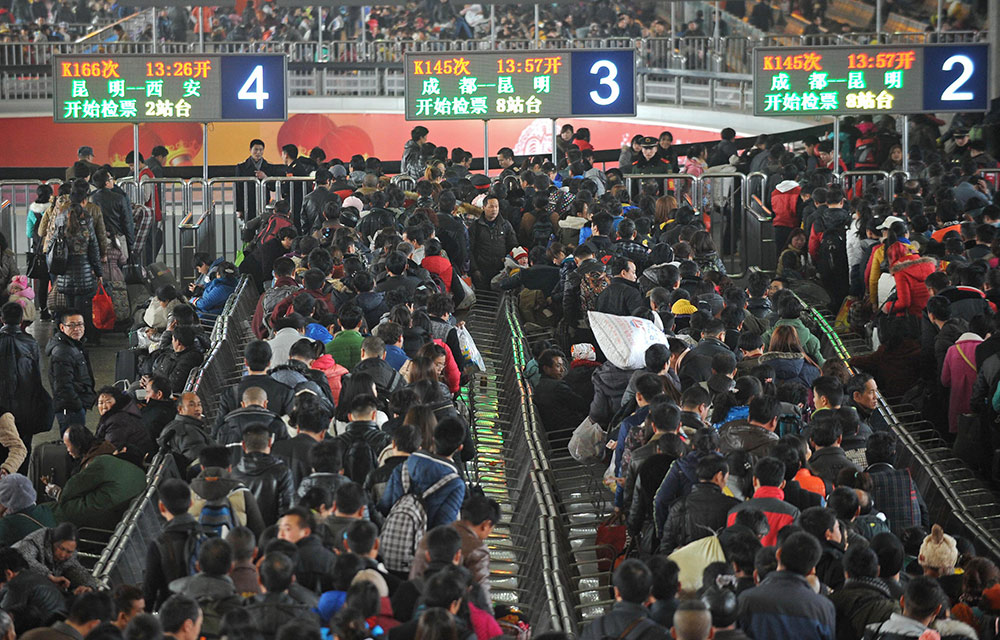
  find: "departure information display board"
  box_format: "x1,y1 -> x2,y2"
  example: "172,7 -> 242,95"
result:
753,43 -> 989,116
53,54 -> 287,123
404,49 -> 636,120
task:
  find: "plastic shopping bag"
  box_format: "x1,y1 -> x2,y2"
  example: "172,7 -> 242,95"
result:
457,325 -> 485,371
93,283 -> 116,330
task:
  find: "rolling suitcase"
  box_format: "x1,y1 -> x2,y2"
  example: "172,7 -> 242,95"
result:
115,347 -> 145,384
28,441 -> 72,501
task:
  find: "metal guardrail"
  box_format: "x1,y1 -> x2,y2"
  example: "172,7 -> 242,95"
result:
795,294 -> 1000,565
90,275 -> 257,586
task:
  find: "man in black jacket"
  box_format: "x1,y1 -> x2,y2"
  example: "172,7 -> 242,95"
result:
213,386 -> 288,447
352,336 -> 404,399
140,375 -> 177,441
595,256 -> 645,317
159,392 -> 214,472
533,350 -> 588,435
0,302 -> 48,470
660,455 -> 741,554
580,559 -> 669,640
300,168 -> 338,235
335,395 -> 392,484
719,395 -> 780,457
144,479 -> 199,611
0,547 -> 67,620
272,394 -> 329,487
234,139 -> 279,221
90,168 -> 136,254
232,424 -> 294,526
436,190 -> 469,275
244,552 -> 320,635
216,340 -> 294,428
47,308 -> 96,435
150,326 -> 204,395
276,506 -> 335,593
468,196 -> 517,289
167,539 -> 242,639
679,318 -> 737,387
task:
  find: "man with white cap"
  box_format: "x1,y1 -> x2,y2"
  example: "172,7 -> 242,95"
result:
0,474 -> 55,547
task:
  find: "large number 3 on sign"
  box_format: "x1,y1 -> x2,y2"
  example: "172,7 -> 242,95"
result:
238,65 -> 269,110
941,54 -> 975,101
589,60 -> 620,106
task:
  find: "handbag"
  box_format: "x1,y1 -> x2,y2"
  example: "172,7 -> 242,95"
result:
92,283 -> 116,330
122,262 -> 145,286
595,512 -> 627,574
25,249 -> 47,280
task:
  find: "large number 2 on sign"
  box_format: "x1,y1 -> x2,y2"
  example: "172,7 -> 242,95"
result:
941,54 -> 974,101
238,65 -> 269,110
589,60 -> 620,106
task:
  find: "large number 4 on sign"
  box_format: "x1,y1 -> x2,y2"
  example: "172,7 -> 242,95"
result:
238,65 -> 269,110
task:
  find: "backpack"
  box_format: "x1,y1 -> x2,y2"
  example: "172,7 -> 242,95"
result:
816,227 -> 849,282
381,461 -> 459,573
261,284 -> 300,323
339,429 -> 385,484
155,521 -> 215,582
854,135 -> 880,170
197,496 -> 238,538
194,592 -> 244,640
579,269 -> 611,315
531,216 -> 554,249
46,212 -> 69,276
246,213 -> 294,256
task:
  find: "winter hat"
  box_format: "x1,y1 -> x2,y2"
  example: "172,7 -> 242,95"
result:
342,196 -> 364,212
0,473 -> 36,512
571,343 -> 596,362
331,164 -> 348,179
919,524 -> 958,571
509,247 -> 528,263
352,568 -> 389,597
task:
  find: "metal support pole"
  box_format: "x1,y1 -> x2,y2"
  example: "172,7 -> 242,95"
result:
551,119 -> 557,164
832,117 -> 841,178
901,115 -> 909,174
936,0 -> 942,33
713,1 -> 720,46
133,123 -> 139,180
198,6 -> 204,52
533,3 -> 539,49
670,1 -> 676,50
316,6 -> 322,61
483,120 -> 489,178
202,123 -> 208,181
361,6 -> 367,52
992,0 -> 1000,100
875,0 -> 882,42
490,4 -> 495,47
151,6 -> 156,52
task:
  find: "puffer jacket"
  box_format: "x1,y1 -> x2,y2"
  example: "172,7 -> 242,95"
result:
300,186 -> 339,235
13,525 -> 99,590
196,275 -> 238,317
150,345 -> 205,394
51,451 -> 145,529
402,139 -> 425,179
232,452 -> 294,525
159,414 -> 215,469
718,420 -> 779,458
829,577 -> 899,640
297,471 -> 352,503
311,354 -> 348,402
771,180 -> 801,228
0,567 -> 67,621
883,255 -> 936,316
468,215 -> 517,282
377,451 -> 465,528
759,351 -> 821,388
95,398 -> 155,465
46,331 -> 96,412
54,215 -> 102,297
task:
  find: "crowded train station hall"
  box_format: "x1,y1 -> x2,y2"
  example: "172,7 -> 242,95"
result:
0,0 -> 998,638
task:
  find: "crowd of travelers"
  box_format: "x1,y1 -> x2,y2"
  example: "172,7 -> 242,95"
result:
0,93 -> 994,640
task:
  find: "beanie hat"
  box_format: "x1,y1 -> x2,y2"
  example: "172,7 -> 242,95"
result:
331,164 -> 347,179
0,474 -> 36,512
509,247 -> 528,262
919,524 -> 958,571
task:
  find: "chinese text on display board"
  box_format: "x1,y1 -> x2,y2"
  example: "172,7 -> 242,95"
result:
404,50 -> 636,120
53,54 -> 288,123
753,43 -> 989,116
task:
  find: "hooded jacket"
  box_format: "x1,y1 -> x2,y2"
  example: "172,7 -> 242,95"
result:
771,180 -> 801,228
189,466 -> 266,536
883,255 -> 936,316
311,354 -> 348,401
764,318 -> 825,365
660,482 -> 740,554
726,485 -> 799,546
759,351 -> 821,388
378,451 -> 465,528
718,420 -> 779,458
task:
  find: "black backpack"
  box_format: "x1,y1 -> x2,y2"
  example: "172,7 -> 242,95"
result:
816,226 -> 849,282
339,429 -> 385,483
531,216 -> 554,249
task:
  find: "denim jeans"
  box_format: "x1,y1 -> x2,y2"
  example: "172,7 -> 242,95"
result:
55,409 -> 87,436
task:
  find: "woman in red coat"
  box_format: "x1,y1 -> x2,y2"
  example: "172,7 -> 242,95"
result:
881,237 -> 937,317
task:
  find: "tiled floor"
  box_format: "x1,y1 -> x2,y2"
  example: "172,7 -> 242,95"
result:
28,318 -> 130,446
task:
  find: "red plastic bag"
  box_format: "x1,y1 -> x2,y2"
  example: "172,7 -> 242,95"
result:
92,283 -> 115,330
595,513 -> 627,573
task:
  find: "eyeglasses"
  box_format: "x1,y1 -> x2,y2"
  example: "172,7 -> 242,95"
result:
61,322 -> 85,328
